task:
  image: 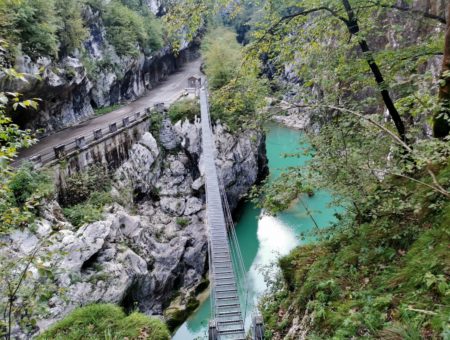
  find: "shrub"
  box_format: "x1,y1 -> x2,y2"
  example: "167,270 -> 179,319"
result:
62,165 -> 111,206
63,191 -> 112,228
8,163 -> 54,206
37,304 -> 170,340
176,217 -> 190,228
168,99 -> 199,123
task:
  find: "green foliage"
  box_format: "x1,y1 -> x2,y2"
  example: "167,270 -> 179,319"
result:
37,304 -> 170,340
55,0 -> 88,54
0,0 -> 163,60
94,103 -> 123,116
8,163 -> 53,206
251,168 -> 312,214
149,112 -> 163,136
261,162 -> 450,338
63,191 -> 112,228
61,165 -> 112,227
0,65 -> 56,339
168,99 -> 199,123
201,27 -> 242,90
209,70 -> 268,131
102,0 -> 163,57
176,217 -> 190,228
201,28 -> 268,131
62,165 -> 111,206
11,0 -> 59,58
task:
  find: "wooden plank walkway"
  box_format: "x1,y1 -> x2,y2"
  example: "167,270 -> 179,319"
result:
200,87 -> 246,340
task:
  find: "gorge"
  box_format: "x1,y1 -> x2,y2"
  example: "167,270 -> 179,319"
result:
0,0 -> 449,339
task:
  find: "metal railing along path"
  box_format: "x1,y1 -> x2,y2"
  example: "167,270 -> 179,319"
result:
12,103 -> 166,168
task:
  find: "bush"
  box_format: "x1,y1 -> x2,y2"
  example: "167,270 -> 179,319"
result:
9,163 -> 54,206
168,99 -> 199,123
37,304 -> 170,340
62,165 -> 111,206
176,217 -> 190,228
63,191 -> 112,228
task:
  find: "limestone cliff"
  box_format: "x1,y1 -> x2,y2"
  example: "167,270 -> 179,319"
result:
0,3 -> 197,136
4,119 -> 267,336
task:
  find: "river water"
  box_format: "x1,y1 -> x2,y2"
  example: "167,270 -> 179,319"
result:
173,122 -> 340,339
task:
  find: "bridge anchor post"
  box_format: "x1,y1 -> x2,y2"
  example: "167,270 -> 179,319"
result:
252,314 -> 265,340
208,320 -> 218,340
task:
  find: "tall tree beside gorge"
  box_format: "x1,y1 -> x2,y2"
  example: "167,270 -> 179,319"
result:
165,0 -> 446,143
435,3 -> 450,138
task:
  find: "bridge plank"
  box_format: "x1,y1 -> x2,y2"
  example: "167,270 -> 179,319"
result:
200,87 -> 246,339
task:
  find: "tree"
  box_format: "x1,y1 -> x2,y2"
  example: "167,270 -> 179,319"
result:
434,3 -> 450,138
55,0 -> 88,56
201,27 -> 242,89
12,0 -> 59,58
102,0 -> 163,56
165,0 -> 447,143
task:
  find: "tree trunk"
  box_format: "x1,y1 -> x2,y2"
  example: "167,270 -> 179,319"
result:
434,4 -> 450,138
341,0 -> 407,143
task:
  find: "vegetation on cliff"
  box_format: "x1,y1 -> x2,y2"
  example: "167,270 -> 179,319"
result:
0,0 -> 163,60
37,304 -> 170,340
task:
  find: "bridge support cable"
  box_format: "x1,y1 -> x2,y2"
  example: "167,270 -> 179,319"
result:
200,86 -> 246,340
218,178 -> 249,322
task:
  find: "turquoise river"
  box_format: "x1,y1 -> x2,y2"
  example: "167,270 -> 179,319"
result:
173,122 -> 341,339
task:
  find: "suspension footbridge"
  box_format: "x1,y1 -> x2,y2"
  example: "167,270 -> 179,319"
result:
200,85 -> 264,340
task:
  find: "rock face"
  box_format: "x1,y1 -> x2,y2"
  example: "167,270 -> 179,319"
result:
5,118 -> 267,335
0,4 -> 198,136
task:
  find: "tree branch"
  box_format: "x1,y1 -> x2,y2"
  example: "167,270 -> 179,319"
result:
369,0 -> 446,24
275,102 -> 449,198
253,6 -> 348,47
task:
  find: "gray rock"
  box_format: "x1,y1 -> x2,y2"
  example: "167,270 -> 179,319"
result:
159,118 -> 180,150
160,197 -> 186,216
184,197 -> 203,215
